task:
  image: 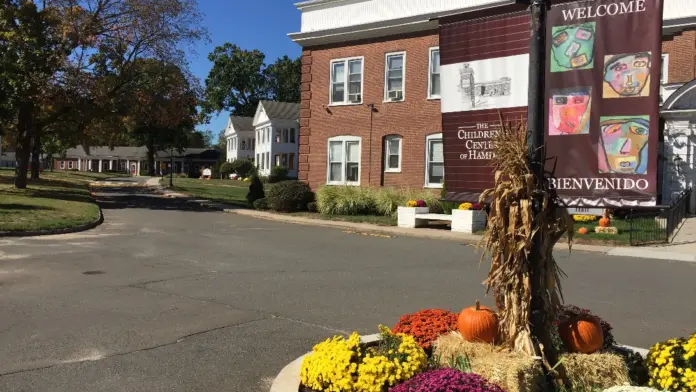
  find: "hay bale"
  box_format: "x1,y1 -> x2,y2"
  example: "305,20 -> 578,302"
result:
561,352 -> 630,390
433,332 -> 544,392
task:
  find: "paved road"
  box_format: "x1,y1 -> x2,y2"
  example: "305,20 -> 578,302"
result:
0,186 -> 694,391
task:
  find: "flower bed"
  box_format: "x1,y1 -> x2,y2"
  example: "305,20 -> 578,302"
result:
295,305 -> 681,392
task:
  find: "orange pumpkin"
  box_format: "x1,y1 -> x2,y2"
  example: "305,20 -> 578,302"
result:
558,319 -> 604,354
578,227 -> 589,235
598,217 -> 611,227
458,300 -> 498,344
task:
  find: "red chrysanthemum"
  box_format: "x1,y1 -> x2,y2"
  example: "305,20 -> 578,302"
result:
393,309 -> 459,349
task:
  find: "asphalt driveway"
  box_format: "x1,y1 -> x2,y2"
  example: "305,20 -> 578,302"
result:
0,188 -> 694,391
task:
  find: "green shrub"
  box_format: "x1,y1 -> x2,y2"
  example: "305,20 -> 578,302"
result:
374,187 -> 443,216
246,174 -> 265,204
231,159 -> 254,178
253,198 -> 268,210
307,201 -> 317,213
316,186 -> 377,215
266,180 -> 314,212
268,166 -> 289,184
219,162 -> 234,175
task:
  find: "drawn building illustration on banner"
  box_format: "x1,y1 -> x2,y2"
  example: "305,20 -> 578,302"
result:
441,54 -> 529,113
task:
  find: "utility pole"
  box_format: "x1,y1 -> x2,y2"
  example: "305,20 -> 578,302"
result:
526,0 -> 563,389
169,147 -> 174,187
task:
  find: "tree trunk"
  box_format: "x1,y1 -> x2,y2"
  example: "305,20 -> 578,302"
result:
14,103 -> 34,189
146,137 -> 155,176
30,129 -> 41,180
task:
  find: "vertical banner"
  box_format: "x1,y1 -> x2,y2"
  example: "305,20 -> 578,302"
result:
439,10 -> 530,202
544,0 -> 664,207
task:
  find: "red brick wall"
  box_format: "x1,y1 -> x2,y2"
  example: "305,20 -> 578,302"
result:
300,31 -> 442,190
54,159 -> 77,170
662,31 -> 696,84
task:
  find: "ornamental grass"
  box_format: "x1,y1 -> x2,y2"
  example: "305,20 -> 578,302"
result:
477,117 -> 573,356
392,309 -> 459,350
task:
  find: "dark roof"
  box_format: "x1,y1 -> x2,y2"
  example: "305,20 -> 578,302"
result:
63,146 -> 215,159
259,100 -> 300,121
229,116 -> 254,132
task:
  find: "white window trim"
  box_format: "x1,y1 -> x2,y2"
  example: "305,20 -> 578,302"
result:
428,47 -> 441,100
60,161 -> 65,169
326,135 -> 362,186
384,51 -> 406,102
661,53 -> 669,85
68,161 -> 73,169
329,56 -> 364,106
425,133 -> 444,189
384,135 -> 402,173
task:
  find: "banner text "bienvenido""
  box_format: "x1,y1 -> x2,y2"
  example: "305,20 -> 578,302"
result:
562,0 -> 647,21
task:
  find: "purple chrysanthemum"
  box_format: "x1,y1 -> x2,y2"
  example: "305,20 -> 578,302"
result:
416,200 -> 427,207
390,369 -> 505,392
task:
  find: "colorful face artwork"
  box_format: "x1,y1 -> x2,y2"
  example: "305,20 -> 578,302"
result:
598,116 -> 650,174
549,87 -> 592,135
550,23 -> 596,72
603,52 -> 652,98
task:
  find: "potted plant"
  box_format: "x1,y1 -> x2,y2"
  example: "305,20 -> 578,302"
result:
397,200 -> 429,228
451,202 -> 487,233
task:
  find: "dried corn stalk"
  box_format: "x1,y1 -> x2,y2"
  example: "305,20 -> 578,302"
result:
478,116 -> 574,357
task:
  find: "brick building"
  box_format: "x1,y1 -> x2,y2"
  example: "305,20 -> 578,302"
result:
291,0 -> 696,191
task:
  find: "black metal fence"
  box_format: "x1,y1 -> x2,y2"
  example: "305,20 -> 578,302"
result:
628,188 -> 693,246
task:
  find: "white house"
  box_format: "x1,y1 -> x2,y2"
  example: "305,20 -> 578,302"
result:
252,100 -> 300,177
225,116 -> 256,163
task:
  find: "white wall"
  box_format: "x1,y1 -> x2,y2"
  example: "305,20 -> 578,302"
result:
253,120 -> 300,177
297,0 -> 696,33
662,119 -> 696,212
226,131 -> 255,163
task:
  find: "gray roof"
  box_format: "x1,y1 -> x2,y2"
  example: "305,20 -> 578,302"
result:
259,100 -> 300,121
63,146 -> 214,159
229,116 -> 254,132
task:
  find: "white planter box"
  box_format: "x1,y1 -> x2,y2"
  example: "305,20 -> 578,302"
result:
397,206 -> 430,228
451,209 -> 487,233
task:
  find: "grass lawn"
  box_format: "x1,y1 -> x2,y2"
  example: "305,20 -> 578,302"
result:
0,169 -> 104,232
571,216 -> 664,245
165,177 -> 251,208
290,212 -> 397,226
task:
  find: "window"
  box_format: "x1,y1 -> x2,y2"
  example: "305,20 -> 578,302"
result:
267,128 -> 271,143
282,129 -> 289,143
275,154 -> 281,167
251,138 -> 255,150
60,161 -> 65,169
428,47 -> 441,98
661,54 -> 669,85
290,128 -> 296,143
289,153 -> 296,170
275,129 -> 281,143
384,135 -> 402,173
266,152 -> 270,170
425,133 -> 444,188
68,161 -> 73,169
330,57 -> 363,105
256,153 -> 261,168
384,52 -> 405,101
281,154 -> 288,167
241,139 -> 246,150
327,136 -> 361,185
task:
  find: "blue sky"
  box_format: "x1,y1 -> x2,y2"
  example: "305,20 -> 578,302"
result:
188,0 -> 302,137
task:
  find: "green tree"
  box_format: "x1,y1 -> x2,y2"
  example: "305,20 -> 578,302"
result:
1,0 -> 207,188
201,44 -> 301,121
264,56 -> 302,103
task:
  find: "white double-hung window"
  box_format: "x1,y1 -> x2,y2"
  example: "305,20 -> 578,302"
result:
384,52 -> 405,101
425,133 -> 444,188
428,47 -> 441,99
327,136 -> 361,185
330,57 -> 363,105
384,135 -> 402,173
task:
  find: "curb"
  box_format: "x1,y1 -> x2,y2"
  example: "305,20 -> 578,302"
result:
0,205 -> 104,238
269,337 -> 648,392
224,209 -> 615,254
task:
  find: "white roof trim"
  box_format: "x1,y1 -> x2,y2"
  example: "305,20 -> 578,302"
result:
295,0 -> 367,11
